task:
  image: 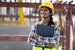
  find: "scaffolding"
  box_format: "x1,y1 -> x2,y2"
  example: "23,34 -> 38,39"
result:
0,0 -> 74,50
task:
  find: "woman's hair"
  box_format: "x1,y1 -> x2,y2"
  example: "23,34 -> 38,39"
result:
46,7 -> 55,26
48,15 -> 55,25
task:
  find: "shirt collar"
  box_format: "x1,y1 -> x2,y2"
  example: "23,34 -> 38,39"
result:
40,21 -> 48,25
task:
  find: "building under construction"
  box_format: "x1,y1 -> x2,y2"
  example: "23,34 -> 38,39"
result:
0,0 -> 75,50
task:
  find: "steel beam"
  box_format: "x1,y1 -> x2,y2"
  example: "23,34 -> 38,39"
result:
0,2 -> 75,9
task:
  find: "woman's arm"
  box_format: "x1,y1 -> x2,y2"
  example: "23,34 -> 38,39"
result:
27,24 -> 42,45
27,25 -> 37,45
52,25 -> 60,43
39,25 -> 60,48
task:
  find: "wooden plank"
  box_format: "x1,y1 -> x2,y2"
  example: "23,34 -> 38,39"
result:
0,15 -> 39,18
0,35 -> 28,41
0,2 -> 41,8
0,21 -> 19,24
0,35 -> 64,42
0,2 -> 75,9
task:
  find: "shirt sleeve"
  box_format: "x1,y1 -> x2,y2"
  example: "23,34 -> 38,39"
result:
50,25 -> 60,44
27,24 -> 43,45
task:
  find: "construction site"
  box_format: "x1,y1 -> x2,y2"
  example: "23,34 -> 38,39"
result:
0,0 -> 75,50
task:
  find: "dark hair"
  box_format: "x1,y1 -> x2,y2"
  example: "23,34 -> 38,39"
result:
46,7 -> 55,26
48,15 -> 55,25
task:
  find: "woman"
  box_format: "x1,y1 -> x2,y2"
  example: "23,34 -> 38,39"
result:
27,1 -> 60,50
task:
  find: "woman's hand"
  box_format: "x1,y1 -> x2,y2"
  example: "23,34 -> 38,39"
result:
33,33 -> 39,40
45,43 -> 55,48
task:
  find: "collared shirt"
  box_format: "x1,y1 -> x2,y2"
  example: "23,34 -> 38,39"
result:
27,22 -> 60,47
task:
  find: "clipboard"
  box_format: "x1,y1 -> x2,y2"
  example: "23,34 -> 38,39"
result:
36,25 -> 54,37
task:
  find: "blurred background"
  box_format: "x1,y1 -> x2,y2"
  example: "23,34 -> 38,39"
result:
0,0 -> 75,50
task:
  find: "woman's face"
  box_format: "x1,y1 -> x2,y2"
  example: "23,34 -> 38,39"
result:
40,7 -> 50,18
